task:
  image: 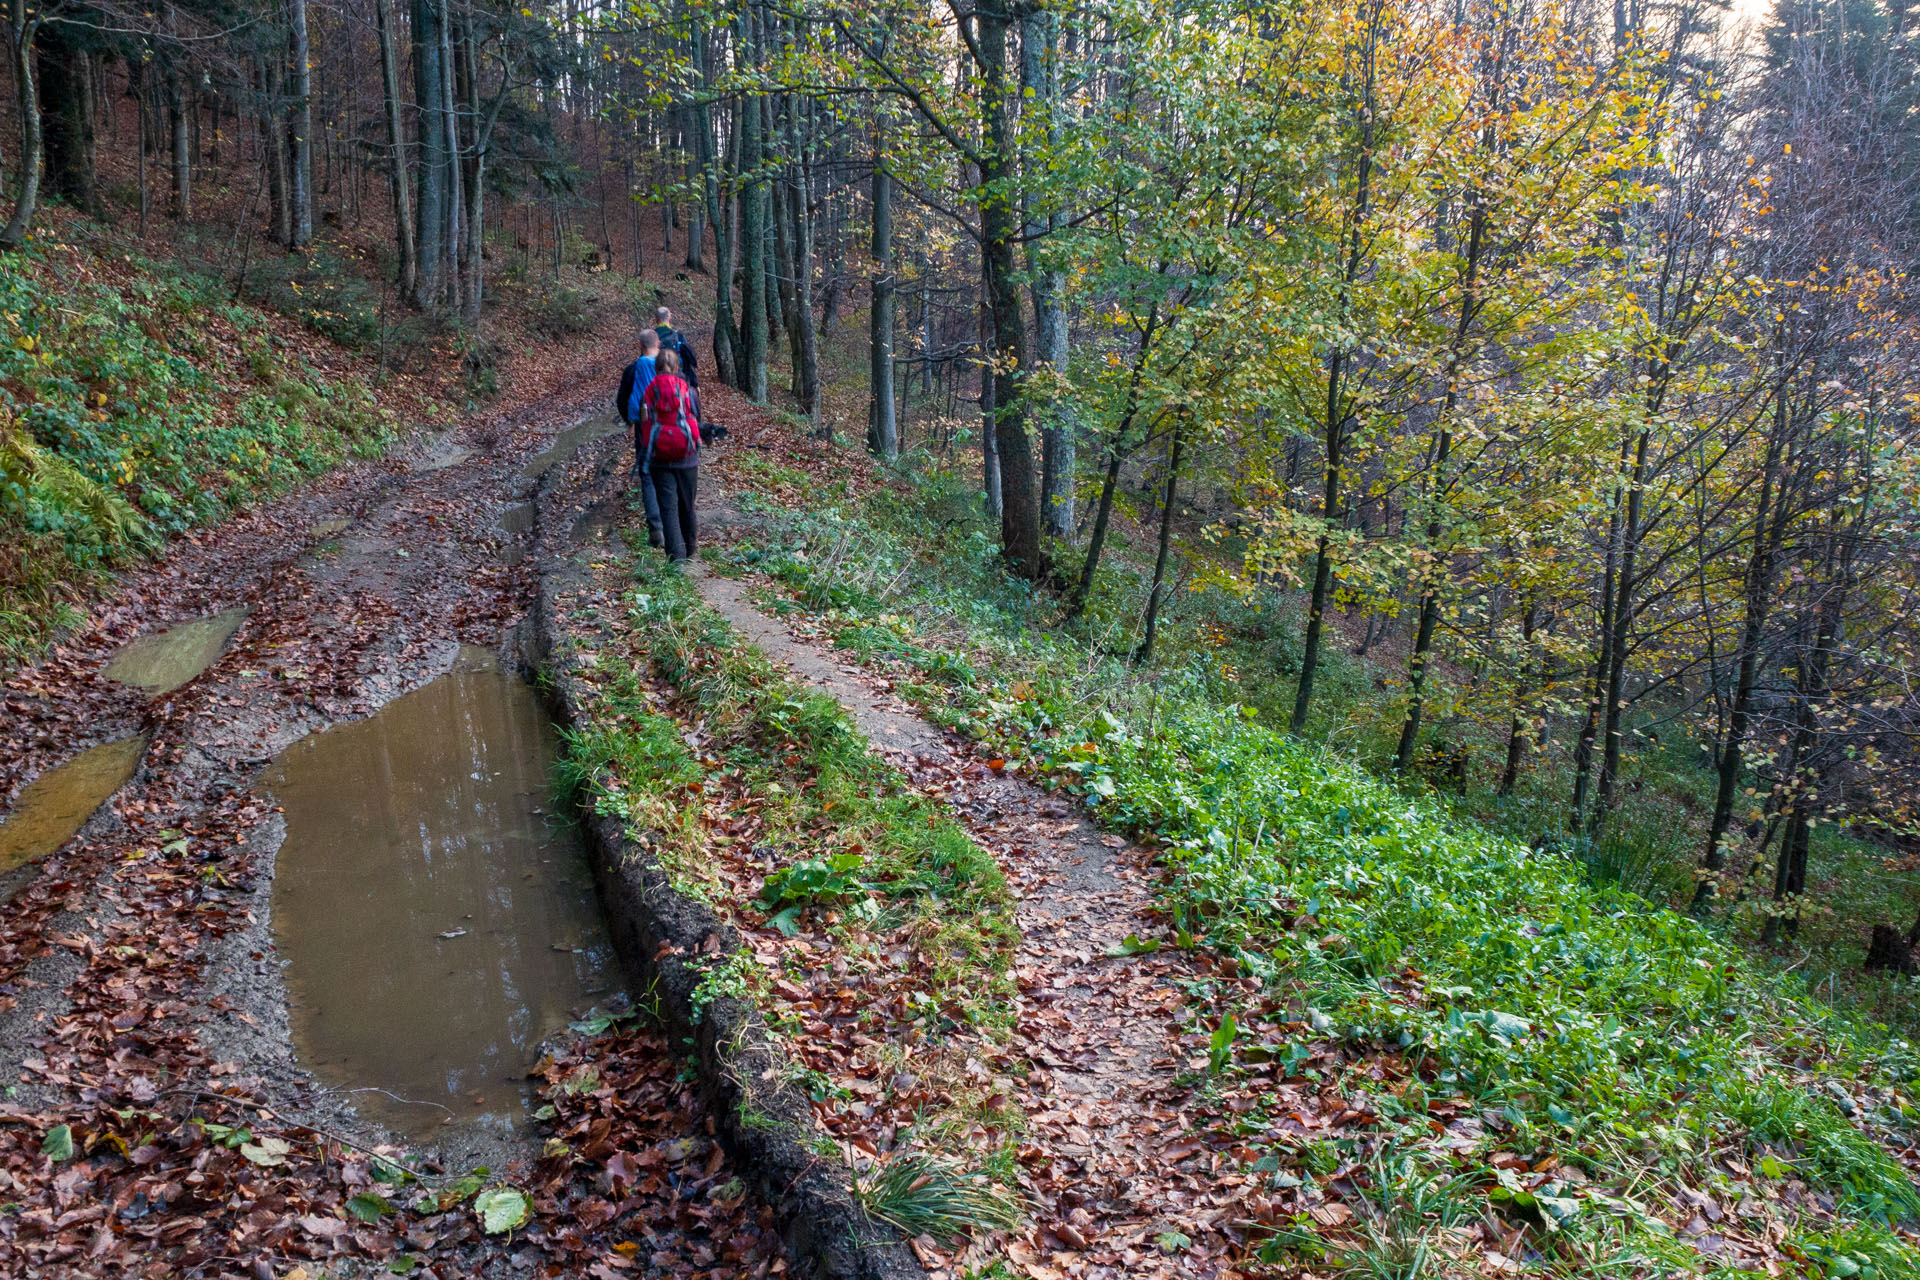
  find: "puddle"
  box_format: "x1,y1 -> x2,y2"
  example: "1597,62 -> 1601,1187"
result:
266,647 -> 618,1140
519,421 -> 624,482
499,504 -> 534,537
572,507 -> 617,543
417,447 -> 473,473
103,609 -> 247,695
0,737 -> 146,872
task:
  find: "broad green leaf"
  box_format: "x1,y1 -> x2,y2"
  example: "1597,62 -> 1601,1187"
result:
474,1186 -> 531,1234
41,1125 -> 73,1162
241,1136 -> 291,1167
347,1192 -> 392,1222
1105,932 -> 1160,956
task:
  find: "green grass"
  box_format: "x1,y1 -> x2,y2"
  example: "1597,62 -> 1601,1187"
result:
714,455 -> 1920,1274
554,543 -> 1023,1223
558,538 -> 1017,1017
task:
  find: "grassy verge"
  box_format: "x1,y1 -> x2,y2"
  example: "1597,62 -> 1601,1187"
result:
713,453 -> 1920,1277
0,238 -> 401,659
554,544 -> 1024,1244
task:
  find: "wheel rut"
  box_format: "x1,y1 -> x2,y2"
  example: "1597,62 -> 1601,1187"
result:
690,498 -> 1246,1280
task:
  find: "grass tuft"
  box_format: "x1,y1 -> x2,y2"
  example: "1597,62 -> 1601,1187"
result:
854,1152 -> 1023,1245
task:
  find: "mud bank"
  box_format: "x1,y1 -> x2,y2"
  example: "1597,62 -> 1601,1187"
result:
528,449 -> 925,1280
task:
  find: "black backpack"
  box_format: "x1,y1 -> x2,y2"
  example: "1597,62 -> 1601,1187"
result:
613,360 -> 640,422
659,328 -> 697,386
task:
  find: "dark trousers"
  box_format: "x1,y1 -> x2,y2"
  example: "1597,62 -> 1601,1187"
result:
632,430 -> 663,546
649,465 -> 698,561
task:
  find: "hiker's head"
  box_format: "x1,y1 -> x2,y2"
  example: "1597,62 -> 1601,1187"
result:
655,305 -> 673,326
639,330 -> 660,353
656,348 -> 681,376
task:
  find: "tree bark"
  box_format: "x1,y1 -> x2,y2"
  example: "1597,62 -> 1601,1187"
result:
738,12 -> 769,400
867,157 -> 897,458
0,0 -> 42,248
974,2 -> 1045,579
373,0 -> 417,299
168,67 -> 192,222
39,23 -> 101,217
1022,6 -> 1072,540
289,0 -> 314,248
413,0 -> 449,307
1135,421 -> 1184,664
785,96 -> 819,428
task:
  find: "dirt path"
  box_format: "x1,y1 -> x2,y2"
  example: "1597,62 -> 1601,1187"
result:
691,491 -> 1247,1279
0,367 -> 784,1274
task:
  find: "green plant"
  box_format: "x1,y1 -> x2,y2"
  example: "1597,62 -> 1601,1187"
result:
854,1152 -> 1022,1244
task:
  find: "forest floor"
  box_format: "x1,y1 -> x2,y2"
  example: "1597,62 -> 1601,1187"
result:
0,325 -> 788,1276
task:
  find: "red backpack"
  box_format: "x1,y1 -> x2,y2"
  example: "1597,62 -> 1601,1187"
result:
642,374 -> 701,464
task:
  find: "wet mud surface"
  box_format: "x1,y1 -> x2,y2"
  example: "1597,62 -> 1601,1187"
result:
268,646 -> 618,1142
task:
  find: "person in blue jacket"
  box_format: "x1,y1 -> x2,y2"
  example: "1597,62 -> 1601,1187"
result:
622,330 -> 663,546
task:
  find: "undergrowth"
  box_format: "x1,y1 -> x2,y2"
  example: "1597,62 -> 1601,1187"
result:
718,452 -> 1920,1275
0,240 -> 397,659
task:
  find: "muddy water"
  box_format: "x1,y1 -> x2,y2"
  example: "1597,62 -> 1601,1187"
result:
520,420 -> 624,482
104,609 -> 247,695
0,737 -> 146,872
266,647 -> 618,1140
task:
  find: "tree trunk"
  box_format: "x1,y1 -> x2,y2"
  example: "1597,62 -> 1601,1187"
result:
0,1 -> 42,248
785,97 -> 819,428
1135,421 -> 1184,665
867,158 -> 897,458
1496,603 -> 1542,798
460,18 -> 487,321
981,310 -> 1002,522
437,0 -> 463,312
1021,6 -> 1072,540
289,0 -> 314,248
373,0 -> 417,299
1394,197 -> 1485,770
413,0 -> 448,307
737,14 -> 768,400
974,4 -> 1045,579
1067,306 -> 1160,620
1694,382 -> 1792,910
1591,421 -> 1651,831
39,23 -> 100,217
1290,3 -> 1379,734
260,57 -> 292,249
169,68 -> 192,222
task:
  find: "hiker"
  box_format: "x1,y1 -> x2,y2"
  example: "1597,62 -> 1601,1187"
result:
641,347 -> 702,562
654,306 -> 698,388
618,330 -> 664,547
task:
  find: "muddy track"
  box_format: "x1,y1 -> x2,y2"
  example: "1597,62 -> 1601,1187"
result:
0,364 -> 792,1274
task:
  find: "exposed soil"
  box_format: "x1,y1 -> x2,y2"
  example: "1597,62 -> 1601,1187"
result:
0,332 -> 787,1277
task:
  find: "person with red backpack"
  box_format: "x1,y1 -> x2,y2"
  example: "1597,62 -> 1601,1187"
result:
639,347 -> 702,562
617,330 -> 664,547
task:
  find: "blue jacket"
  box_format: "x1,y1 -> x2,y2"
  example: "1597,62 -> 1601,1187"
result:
625,354 -> 658,426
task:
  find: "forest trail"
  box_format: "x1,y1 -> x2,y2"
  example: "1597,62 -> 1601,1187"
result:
690,494 -> 1247,1279
0,366 -> 784,1274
